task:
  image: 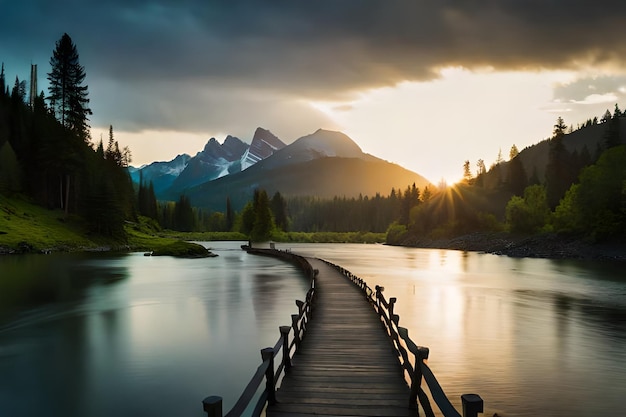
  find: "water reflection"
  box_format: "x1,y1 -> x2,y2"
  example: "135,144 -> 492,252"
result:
1,243 -> 625,417
283,243 -> 626,417
0,244 -> 310,417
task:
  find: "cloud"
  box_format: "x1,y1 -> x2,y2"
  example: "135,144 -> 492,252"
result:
89,78 -> 338,141
3,1 -> 626,136
571,93 -> 619,105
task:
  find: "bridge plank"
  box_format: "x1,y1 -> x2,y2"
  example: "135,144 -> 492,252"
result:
267,258 -> 412,417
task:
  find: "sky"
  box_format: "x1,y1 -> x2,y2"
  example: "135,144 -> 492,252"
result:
3,1 -> 626,184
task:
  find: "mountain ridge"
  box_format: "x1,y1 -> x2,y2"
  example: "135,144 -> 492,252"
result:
131,127 -> 433,210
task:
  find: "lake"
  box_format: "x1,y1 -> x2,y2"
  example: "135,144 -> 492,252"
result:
1,242 -> 625,417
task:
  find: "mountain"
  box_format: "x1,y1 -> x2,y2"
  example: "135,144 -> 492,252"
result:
131,128 -> 288,198
184,129 -> 432,211
168,135 -> 248,192
129,153 -> 191,194
241,128 -> 286,169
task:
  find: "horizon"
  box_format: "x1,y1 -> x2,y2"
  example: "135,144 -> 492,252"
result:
4,2 -> 626,184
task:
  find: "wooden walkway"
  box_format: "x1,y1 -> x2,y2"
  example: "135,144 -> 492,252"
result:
267,258 -> 413,417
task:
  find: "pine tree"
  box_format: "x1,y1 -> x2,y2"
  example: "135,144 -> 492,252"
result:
604,112 -> 621,149
507,152 -> 527,196
225,197 -> 234,231
251,189 -> 273,241
463,160 -> 473,184
0,63 -> 5,95
545,117 -> 573,209
270,191 -> 288,231
47,33 -> 92,141
174,195 -> 195,231
495,148 -> 504,165
11,76 -> 26,103
553,116 -> 567,136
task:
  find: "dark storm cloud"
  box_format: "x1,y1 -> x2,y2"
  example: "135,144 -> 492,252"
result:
3,1 -> 626,133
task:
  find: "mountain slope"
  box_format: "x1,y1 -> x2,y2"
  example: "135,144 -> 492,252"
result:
168,135 -> 248,192
129,153 -> 191,194
254,128 -> 376,171
513,118 -> 625,181
241,127 -> 286,169
185,130 -> 432,211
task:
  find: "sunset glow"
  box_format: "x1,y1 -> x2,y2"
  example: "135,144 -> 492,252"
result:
3,2 -> 626,185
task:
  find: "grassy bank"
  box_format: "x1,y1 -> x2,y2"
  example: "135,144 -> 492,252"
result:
0,194 -> 107,253
1,194 -> 386,254
272,231 -> 386,243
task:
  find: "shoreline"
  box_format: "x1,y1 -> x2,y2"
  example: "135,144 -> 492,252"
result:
396,232 -> 626,262
3,232 -> 625,262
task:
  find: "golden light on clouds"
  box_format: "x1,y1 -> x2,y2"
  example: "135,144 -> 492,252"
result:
309,67 -> 571,184
98,67 -> 626,185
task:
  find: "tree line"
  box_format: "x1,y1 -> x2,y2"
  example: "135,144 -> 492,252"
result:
1,33 -> 134,238
145,105 -> 624,243
387,107 -> 626,244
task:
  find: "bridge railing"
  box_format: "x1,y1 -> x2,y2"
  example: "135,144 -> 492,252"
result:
202,249 -> 317,417
321,259 -> 484,417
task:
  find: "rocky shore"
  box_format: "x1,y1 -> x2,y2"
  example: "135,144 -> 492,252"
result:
400,232 -> 626,262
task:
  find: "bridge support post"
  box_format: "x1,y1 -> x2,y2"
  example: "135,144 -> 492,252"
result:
261,347 -> 276,405
202,396 -> 223,417
461,393 -> 483,417
375,285 -> 384,317
280,325 -> 292,369
409,346 -> 435,417
388,297 -> 397,332
291,314 -> 300,350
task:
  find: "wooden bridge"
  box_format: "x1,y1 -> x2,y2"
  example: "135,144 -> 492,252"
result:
202,248 -> 483,417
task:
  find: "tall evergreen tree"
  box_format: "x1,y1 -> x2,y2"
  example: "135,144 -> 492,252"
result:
251,189 -> 274,241
225,197 -> 234,231
174,195 -> 195,231
0,63 -> 5,95
270,191 -> 289,231
47,33 -> 92,141
147,181 -> 158,220
604,112 -> 621,149
507,152 -> 527,196
463,160 -> 473,184
545,117 -> 573,209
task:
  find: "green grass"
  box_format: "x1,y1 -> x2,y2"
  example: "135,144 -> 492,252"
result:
159,230 -> 248,242
150,240 -> 216,257
0,194 -> 387,254
0,194 -> 104,252
272,231 -> 386,244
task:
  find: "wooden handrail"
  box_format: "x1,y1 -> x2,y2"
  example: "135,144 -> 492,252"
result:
320,259 -> 483,417
203,249 -> 317,417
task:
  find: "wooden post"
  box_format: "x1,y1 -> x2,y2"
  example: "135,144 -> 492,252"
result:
202,396 -> 223,417
295,300 -> 305,315
461,393 -> 483,417
415,347 -> 434,417
261,347 -> 276,405
375,285 -> 383,316
388,297 -> 397,332
291,314 -> 300,349
280,325 -> 292,369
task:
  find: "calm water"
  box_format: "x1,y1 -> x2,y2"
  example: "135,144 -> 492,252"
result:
1,242 -> 625,417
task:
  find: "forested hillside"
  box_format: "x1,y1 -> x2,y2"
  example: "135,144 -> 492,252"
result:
0,34 -> 135,241
387,110 -> 626,245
